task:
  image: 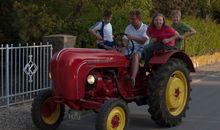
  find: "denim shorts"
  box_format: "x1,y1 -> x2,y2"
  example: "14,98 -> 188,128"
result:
126,47 -> 143,59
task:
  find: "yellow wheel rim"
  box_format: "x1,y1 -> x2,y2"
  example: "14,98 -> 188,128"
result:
107,106 -> 126,130
166,71 -> 188,116
41,98 -> 61,125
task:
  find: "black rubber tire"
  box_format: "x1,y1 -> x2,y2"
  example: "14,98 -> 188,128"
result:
31,89 -> 65,130
96,99 -> 129,130
148,58 -> 191,127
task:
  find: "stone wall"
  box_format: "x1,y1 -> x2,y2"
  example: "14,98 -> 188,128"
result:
43,34 -> 76,54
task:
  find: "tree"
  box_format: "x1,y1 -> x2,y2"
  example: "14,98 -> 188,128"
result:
151,0 -> 198,17
0,0 -> 18,42
12,1 -> 63,42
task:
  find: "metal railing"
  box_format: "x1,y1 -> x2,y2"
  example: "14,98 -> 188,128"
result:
0,43 -> 52,108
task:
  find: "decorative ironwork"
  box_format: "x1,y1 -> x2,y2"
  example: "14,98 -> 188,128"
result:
23,55 -> 38,82
0,43 -> 52,108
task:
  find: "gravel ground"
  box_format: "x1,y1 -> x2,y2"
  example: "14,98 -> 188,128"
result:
0,103 -> 36,130
0,62 -> 220,130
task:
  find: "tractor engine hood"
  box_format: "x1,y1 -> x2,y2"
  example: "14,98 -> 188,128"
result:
50,48 -> 129,100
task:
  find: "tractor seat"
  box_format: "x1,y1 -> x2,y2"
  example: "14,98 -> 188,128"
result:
154,49 -> 172,54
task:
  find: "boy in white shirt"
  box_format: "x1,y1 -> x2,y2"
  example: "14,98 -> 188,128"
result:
89,10 -> 115,48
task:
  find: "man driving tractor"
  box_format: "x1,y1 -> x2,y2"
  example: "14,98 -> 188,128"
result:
123,10 -> 149,87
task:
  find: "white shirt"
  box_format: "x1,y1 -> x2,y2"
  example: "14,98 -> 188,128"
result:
123,23 -> 149,54
90,21 -> 114,42
124,23 -> 149,45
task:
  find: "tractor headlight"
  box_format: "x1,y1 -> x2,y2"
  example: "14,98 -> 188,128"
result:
87,75 -> 96,85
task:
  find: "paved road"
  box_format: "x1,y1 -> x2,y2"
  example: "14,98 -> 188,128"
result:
58,71 -> 220,130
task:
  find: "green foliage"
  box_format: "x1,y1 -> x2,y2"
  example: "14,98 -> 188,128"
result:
210,0 -> 220,23
151,0 -> 198,16
184,16 -> 220,56
196,0 -> 220,22
0,0 -> 220,56
0,0 -> 152,46
0,0 -> 17,42
111,0 -> 152,32
196,0 -> 211,18
60,0 -> 152,47
12,1 -> 63,42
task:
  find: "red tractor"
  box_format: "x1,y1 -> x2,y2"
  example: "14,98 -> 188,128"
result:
31,36 -> 195,130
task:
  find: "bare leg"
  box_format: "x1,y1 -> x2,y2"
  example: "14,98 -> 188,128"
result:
131,52 -> 140,81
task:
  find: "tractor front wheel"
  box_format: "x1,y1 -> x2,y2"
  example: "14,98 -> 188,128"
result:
31,89 -> 65,130
148,58 -> 191,127
96,99 -> 129,130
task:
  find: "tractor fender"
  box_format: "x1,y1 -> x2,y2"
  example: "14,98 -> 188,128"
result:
149,50 -> 195,72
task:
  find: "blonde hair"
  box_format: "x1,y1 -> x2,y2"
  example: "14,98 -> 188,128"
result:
171,10 -> 181,17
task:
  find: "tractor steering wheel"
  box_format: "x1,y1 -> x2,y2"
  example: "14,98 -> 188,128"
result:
115,33 -> 135,57
97,33 -> 135,57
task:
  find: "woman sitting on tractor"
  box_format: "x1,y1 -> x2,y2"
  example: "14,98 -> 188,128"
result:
144,13 -> 179,66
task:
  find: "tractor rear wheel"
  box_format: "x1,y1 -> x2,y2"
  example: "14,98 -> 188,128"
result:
31,89 -> 65,130
148,58 -> 191,127
96,99 -> 129,130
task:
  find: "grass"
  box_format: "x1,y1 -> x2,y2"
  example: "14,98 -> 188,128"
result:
182,16 -> 220,56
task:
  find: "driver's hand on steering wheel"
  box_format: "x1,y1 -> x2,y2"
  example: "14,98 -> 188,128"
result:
126,34 -> 135,40
122,39 -> 129,47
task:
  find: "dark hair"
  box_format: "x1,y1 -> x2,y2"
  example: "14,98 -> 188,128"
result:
151,13 -> 166,27
129,10 -> 141,19
103,10 -> 112,17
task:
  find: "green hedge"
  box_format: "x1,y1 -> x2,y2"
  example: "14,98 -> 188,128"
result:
182,16 -> 220,56
0,0 -> 220,56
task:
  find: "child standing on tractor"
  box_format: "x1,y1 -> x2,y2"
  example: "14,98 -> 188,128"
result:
171,10 -> 196,49
89,10 -> 115,48
144,13 -> 179,65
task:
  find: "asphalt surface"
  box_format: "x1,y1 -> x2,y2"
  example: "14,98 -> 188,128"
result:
57,64 -> 220,130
